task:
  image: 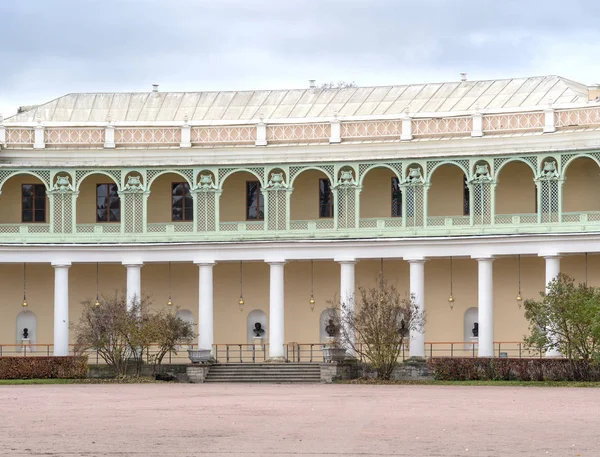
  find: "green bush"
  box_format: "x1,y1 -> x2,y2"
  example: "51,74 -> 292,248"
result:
0,356 -> 88,379
428,358 -> 600,382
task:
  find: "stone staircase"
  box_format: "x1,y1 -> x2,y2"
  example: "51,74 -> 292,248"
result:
204,363 -> 321,383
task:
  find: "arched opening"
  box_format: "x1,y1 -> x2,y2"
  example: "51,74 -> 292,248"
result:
319,308 -> 337,343
290,169 -> 332,222
427,164 -> 468,218
464,307 -> 478,349
220,171 -> 263,223
175,309 -> 195,327
563,157 -> 600,213
16,310 -> 37,352
147,172 -> 192,224
359,167 -> 401,219
0,173 -> 48,224
175,309 -> 195,350
76,173 -> 120,225
495,161 -> 536,215
247,309 -> 267,344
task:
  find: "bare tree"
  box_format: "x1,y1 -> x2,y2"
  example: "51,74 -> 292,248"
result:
330,275 -> 425,380
149,308 -> 195,375
73,294 -> 194,378
73,293 -> 132,378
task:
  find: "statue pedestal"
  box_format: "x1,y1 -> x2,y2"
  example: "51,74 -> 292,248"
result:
470,337 -> 478,354
253,336 -> 264,350
21,338 -> 30,354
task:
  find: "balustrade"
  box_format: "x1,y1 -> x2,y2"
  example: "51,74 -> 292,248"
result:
2,105 -> 599,149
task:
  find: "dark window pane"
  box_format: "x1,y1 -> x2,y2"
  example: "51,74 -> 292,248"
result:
22,198 -> 33,211
319,179 -> 333,218
22,210 -> 33,222
110,208 -> 120,222
97,208 -> 107,222
184,194 -> 194,221
22,185 -> 33,197
392,177 -> 402,217
97,184 -> 107,198
246,181 -> 263,220
34,209 -> 45,222
463,175 -> 470,216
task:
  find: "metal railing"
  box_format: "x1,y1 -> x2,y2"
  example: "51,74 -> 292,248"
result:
0,341 -> 551,363
425,341 -> 545,359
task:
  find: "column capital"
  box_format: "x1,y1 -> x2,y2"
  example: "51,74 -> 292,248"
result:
265,259 -> 287,266
405,257 -> 426,263
51,261 -> 71,268
194,260 -> 216,267
540,253 -> 562,260
122,261 -> 144,267
335,257 -> 357,264
472,256 -> 495,262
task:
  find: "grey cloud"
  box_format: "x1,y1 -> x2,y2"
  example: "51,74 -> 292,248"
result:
1,0 -> 599,116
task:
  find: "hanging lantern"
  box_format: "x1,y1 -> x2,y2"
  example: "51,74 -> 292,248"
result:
22,263 -> 28,308
167,261 -> 174,306
238,261 -> 245,312
448,257 -> 455,310
94,262 -> 101,307
516,255 -> 523,308
309,260 -> 316,311
379,258 -> 385,303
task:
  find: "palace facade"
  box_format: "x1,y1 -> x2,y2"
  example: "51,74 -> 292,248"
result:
1,75 -> 600,360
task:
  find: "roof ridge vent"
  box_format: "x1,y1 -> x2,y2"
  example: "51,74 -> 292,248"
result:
152,84 -> 159,92
460,73 -> 467,82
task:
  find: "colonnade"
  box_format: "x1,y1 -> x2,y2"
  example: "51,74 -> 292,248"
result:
49,253 -> 564,358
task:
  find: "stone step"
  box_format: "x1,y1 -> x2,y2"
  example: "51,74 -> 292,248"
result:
212,363 -> 319,367
207,372 -> 320,377
204,363 -> 322,383
209,367 -> 320,371
206,379 -> 320,382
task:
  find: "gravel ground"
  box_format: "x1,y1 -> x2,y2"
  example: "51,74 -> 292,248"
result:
0,383 -> 599,457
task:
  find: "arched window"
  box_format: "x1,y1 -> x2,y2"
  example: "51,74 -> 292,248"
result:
172,182 -> 193,221
463,175 -> 470,216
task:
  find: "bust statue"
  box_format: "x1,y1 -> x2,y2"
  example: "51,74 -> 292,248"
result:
399,319 -> 408,337
22,328 -> 29,339
325,319 -> 338,338
472,322 -> 479,338
253,322 -> 265,338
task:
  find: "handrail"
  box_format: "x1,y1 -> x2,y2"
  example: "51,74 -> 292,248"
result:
0,341 -> 556,362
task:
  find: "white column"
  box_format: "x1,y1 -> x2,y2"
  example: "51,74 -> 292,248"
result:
268,260 -> 286,360
408,259 -> 426,358
337,259 -> 357,351
195,261 -> 215,352
123,262 -> 143,310
544,255 -> 562,357
52,262 -> 71,356
477,257 -> 494,357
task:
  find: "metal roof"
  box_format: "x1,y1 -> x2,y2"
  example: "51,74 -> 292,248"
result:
5,75 -> 590,123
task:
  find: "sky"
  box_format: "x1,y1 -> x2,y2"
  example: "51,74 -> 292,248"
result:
1,0 -> 599,117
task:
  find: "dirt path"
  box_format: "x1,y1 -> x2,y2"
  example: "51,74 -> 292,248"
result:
0,384 -> 598,456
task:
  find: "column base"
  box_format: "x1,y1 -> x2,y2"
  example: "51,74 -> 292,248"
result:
267,357 -> 287,363
405,356 -> 427,363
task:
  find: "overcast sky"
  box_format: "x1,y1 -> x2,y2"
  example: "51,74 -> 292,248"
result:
1,0 -> 599,117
